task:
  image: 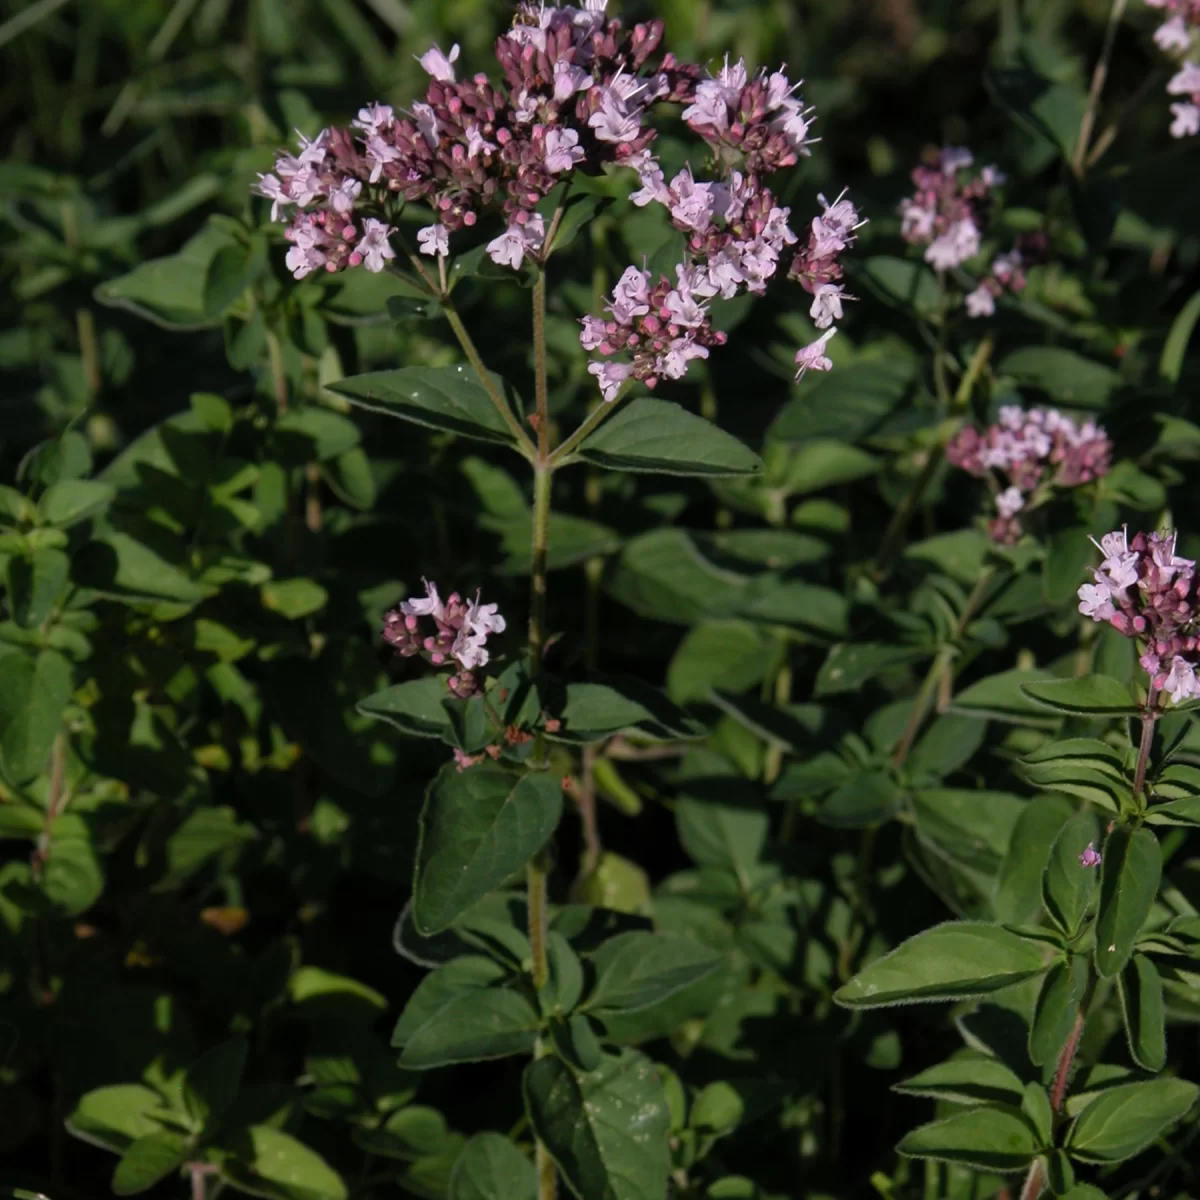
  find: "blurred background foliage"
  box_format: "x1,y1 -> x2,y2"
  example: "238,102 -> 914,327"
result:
2,1 -> 1199,1199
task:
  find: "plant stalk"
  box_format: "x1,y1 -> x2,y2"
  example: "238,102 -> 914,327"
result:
1072,0 -> 1130,176
528,267 -> 557,1200
441,298 -> 537,458
1133,685 -> 1161,807
550,379 -> 634,465
1018,1006 -> 1088,1200
533,271 -> 551,460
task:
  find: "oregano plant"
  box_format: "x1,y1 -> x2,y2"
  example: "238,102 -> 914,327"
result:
3,1 -> 1200,1200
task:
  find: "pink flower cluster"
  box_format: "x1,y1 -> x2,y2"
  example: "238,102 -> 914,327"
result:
255,2 -> 690,279
1146,1 -> 1200,136
1078,529 -> 1200,704
946,406 -> 1112,543
900,146 -> 1000,271
581,264 -> 729,400
381,580 -> 506,698
580,55 -> 863,397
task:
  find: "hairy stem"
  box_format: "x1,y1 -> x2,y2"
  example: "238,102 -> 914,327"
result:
1019,1006 -> 1088,1200
528,275 -> 557,1200
533,271 -> 551,460
1072,0 -> 1130,176
1133,686 -> 1161,807
440,298 -> 537,458
191,1163 -> 208,1200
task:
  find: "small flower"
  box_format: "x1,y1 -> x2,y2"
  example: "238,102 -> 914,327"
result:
353,102 -> 394,134
544,127 -> 584,173
400,579 -> 445,620
995,485 -> 1025,519
453,748 -> 484,772
658,336 -> 709,380
1078,581 -> 1117,620
328,178 -> 362,215
925,218 -> 981,270
794,328 -> 836,379
1166,655 -> 1200,703
1171,100 -> 1200,137
588,360 -> 635,402
417,223 -> 450,258
1078,842 -> 1103,869
966,284 -> 996,318
416,42 -> 460,81
355,218 -> 395,272
1155,15 -> 1192,51
809,283 -> 847,329
486,214 -> 545,269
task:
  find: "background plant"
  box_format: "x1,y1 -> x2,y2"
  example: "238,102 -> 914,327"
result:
3,2 -> 1200,1200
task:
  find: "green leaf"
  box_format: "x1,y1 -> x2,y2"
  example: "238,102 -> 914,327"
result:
67,1085 -> 167,1154
1160,288 -> 1200,385
549,679 -> 705,744
582,932 -> 723,1014
392,957 -> 508,1048
261,578 -> 329,619
1144,795 -> 1200,826
570,398 -> 762,478
1017,739 -> 1128,813
819,770 -> 903,829
357,677 -> 454,740
221,1126 -> 348,1200
0,649 -> 72,784
736,578 -> 848,637
448,1133 -> 536,1200
37,479 -> 115,528
95,222 -> 232,329
893,1052 -> 1026,1107
1043,811 -> 1101,936
948,669 -> 1059,728
769,360 -> 922,442
7,548 -> 69,628
667,620 -> 777,705
75,533 -> 212,605
351,1106 -> 460,1162
400,989 -> 541,1069
203,241 -> 259,317
1043,527 -> 1094,608
834,922 -> 1050,1008
524,1050 -> 670,1200
897,1106 -> 1039,1172
857,256 -> 941,320
998,347 -> 1121,408
816,642 -> 932,697
414,765 -> 562,934
328,365 -> 519,446
112,1131 -> 189,1196
1020,676 -> 1140,718
1118,954 -> 1166,1073
1095,826 -> 1161,979
758,439 -> 878,491
183,1036 -> 248,1132
275,409 -> 362,463
289,965 -> 386,1024
1067,1079 -> 1199,1164
1029,956 -> 1086,1067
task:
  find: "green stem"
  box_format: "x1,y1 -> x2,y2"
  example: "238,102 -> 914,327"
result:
265,330 -> 288,414
533,271 -> 551,460
1072,0 -> 1130,177
550,380 -> 634,466
528,273 -> 557,1200
892,567 -> 995,768
442,298 -> 537,459
1133,686 -> 1161,808
76,307 -> 100,399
